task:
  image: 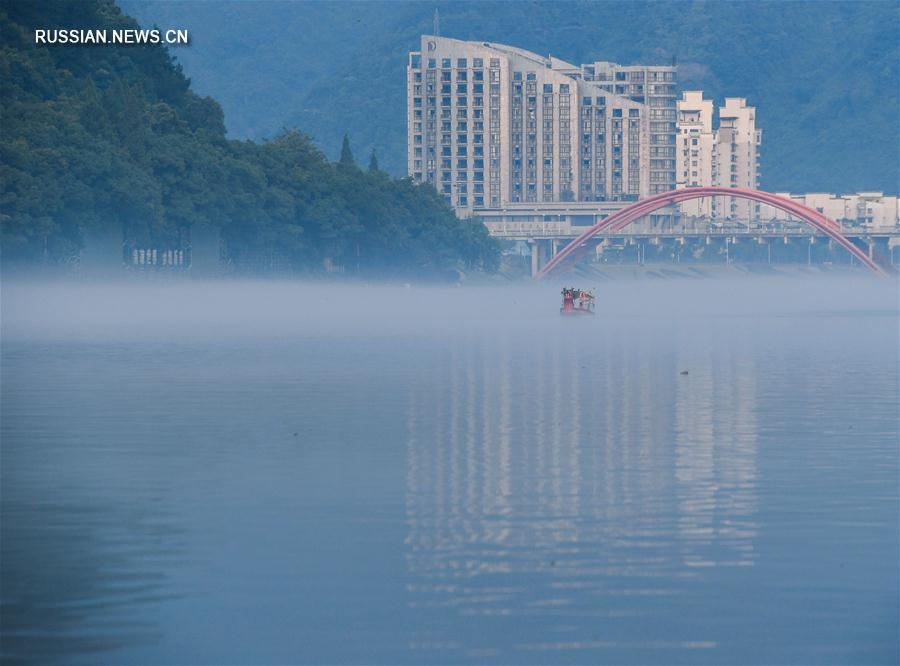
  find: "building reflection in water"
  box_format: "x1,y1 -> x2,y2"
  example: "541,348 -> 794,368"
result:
675,351 -> 758,569
404,325 -> 759,643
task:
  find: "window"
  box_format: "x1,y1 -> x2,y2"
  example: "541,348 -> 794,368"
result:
473,58 -> 483,68
442,58 -> 451,68
613,108 -> 622,117
428,58 -> 436,69
582,96 -> 592,106
629,109 -> 639,117
560,84 -> 569,93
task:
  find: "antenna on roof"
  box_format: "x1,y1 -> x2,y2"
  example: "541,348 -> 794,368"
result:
433,8 -> 440,36
672,54 -> 677,67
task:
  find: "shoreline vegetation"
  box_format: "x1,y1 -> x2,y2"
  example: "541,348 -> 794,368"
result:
0,0 -> 500,279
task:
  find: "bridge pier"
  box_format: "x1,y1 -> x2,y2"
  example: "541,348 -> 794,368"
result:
530,239 -> 556,277
889,237 -> 900,265
528,238 -> 559,277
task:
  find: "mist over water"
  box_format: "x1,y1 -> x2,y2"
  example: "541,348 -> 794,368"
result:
2,276 -> 898,664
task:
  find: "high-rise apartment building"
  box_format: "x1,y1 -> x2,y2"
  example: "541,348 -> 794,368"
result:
717,98 -> 762,223
676,91 -> 715,220
579,60 -> 678,196
407,36 -> 676,216
676,92 -> 762,224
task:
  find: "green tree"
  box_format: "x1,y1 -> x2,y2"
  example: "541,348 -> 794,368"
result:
0,0 -> 499,278
338,133 -> 354,167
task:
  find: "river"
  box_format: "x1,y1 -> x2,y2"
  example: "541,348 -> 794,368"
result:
1,275 -> 897,664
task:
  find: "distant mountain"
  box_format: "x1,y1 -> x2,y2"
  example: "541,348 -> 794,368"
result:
123,0 -> 899,194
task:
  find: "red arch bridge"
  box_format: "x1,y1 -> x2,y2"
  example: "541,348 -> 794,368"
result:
533,187 -> 890,279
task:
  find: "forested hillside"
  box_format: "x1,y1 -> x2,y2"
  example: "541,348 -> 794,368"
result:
0,0 -> 498,275
124,0 -> 900,194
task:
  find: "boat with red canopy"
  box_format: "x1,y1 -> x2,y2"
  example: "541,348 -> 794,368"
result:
560,287 -> 595,316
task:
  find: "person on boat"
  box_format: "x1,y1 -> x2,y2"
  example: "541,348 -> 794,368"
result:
561,287 -> 575,312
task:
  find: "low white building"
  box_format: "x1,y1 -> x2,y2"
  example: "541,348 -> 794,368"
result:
763,192 -> 899,230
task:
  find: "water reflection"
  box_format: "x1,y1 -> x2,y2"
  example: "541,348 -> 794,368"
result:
675,354 -> 758,569
2,280 -> 894,663
0,347 -> 185,665
404,325 -> 759,652
0,495 -> 182,664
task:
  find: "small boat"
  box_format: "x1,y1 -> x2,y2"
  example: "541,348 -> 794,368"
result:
560,287 -> 596,316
